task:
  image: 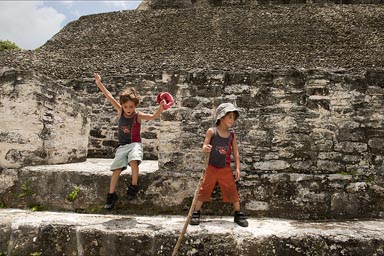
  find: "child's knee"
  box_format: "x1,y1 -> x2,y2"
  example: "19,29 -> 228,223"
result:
111,168 -> 123,176
129,160 -> 139,168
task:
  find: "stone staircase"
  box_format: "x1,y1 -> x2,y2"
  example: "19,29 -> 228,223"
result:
1,159 -> 384,255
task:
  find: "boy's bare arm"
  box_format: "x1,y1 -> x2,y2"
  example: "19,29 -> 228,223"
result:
94,73 -> 121,113
202,128 -> 214,152
232,134 -> 241,181
138,103 -> 164,121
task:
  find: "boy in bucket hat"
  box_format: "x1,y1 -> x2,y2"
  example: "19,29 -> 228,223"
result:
190,102 -> 248,227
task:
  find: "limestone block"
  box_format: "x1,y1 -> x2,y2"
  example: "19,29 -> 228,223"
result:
138,0 -> 192,10
253,160 -> 290,171
346,182 -> 368,193
317,160 -> 344,172
368,138 -> 384,154
145,176 -> 197,207
331,192 -> 360,216
245,200 -> 270,211
291,161 -> 314,171
0,169 -> 17,193
334,141 -> 368,153
0,69 -> 90,168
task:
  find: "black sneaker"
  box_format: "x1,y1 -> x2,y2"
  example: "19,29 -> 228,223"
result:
189,210 -> 200,225
126,184 -> 139,201
234,211 -> 248,227
104,192 -> 118,210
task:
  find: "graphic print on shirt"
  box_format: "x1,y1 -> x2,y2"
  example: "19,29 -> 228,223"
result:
216,145 -> 228,155
121,126 -> 131,134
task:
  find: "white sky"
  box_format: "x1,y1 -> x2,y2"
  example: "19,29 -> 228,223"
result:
0,1 -> 142,50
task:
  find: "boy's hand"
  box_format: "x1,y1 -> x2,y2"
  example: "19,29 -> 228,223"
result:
235,169 -> 241,181
159,100 -> 165,111
202,144 -> 212,153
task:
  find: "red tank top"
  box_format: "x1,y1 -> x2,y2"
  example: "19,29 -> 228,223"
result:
118,112 -> 141,145
208,128 -> 234,167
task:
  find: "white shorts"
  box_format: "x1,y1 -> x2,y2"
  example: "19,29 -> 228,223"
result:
110,143 -> 143,171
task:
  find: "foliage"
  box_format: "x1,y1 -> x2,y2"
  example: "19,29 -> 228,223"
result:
337,170 -> 357,177
30,205 -> 43,211
67,186 -> 81,201
18,180 -> 34,198
365,175 -> 374,184
0,202 -> 6,208
30,252 -> 42,256
0,40 -> 21,51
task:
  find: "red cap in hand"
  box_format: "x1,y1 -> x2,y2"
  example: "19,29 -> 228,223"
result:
156,92 -> 174,110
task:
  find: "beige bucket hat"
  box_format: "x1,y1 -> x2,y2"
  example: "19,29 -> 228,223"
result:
214,102 -> 239,125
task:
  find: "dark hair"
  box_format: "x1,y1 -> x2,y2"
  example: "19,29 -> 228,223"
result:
215,111 -> 239,126
119,87 -> 140,106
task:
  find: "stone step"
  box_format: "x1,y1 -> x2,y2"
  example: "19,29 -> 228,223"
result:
1,209 -> 383,256
1,158 -> 384,219
1,159 -> 166,215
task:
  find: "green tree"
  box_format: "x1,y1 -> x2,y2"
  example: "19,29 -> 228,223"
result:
0,40 -> 21,51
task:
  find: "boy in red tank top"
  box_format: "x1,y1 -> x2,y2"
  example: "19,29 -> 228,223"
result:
94,73 -> 164,210
190,103 -> 248,227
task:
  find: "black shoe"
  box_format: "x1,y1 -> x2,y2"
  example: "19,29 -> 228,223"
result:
104,192 -> 118,210
234,211 -> 248,227
189,210 -> 200,226
127,184 -> 139,201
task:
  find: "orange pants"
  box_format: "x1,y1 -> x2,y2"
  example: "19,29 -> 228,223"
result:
197,164 -> 240,203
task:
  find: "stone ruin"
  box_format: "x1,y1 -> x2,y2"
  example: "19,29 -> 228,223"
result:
0,1 -> 384,255
138,0 -> 384,9
0,69 -> 89,168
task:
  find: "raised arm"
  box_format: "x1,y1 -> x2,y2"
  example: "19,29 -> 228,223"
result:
138,103 -> 164,122
94,73 -> 121,114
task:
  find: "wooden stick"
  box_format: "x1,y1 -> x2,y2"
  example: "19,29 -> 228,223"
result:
172,153 -> 210,256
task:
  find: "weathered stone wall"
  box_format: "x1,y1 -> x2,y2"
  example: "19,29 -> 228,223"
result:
82,68 -> 384,175
0,69 -> 90,168
4,67 -> 381,219
55,67 -> 384,219
138,0 -> 384,10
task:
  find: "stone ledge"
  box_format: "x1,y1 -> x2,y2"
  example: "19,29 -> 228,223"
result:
1,209 -> 383,256
20,158 -> 158,175
1,158 -> 384,219
0,158 -> 164,214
